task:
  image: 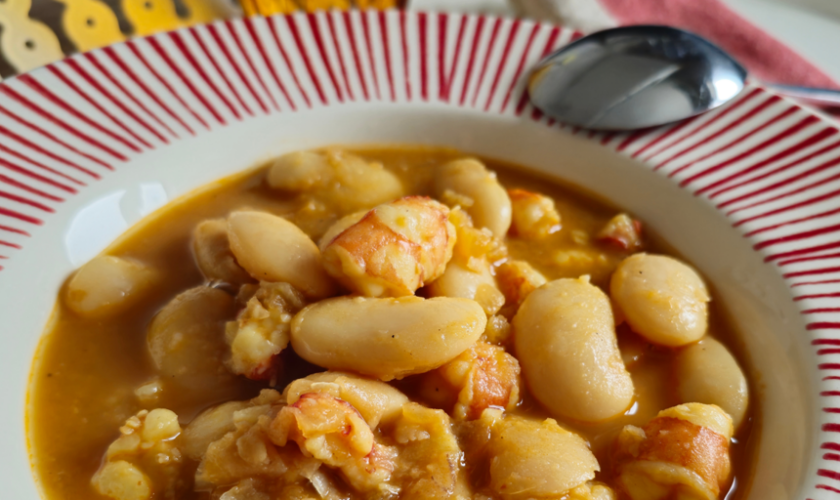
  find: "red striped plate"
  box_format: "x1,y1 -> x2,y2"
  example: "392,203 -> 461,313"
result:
2,10 -> 836,500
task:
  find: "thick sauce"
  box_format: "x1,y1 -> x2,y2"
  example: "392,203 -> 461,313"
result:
28,147 -> 757,499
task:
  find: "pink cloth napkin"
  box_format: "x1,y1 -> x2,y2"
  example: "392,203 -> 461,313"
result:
516,0 -> 840,90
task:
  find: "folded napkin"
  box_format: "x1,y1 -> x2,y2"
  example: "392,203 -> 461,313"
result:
512,0 -> 840,90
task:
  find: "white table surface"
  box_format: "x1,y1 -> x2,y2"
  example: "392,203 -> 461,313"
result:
727,0 -> 840,83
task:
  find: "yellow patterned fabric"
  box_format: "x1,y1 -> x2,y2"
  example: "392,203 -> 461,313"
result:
0,0 -> 65,75
0,0 -> 400,79
0,0 -> 237,77
56,0 -> 126,53
121,0 -> 185,37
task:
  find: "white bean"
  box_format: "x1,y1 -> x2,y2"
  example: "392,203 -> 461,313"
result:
674,337 -> 749,429
65,255 -> 156,318
268,149 -> 404,213
488,415 -> 600,500
283,371 -> 409,428
227,211 -> 336,299
141,408 -> 181,443
513,277 -> 634,422
267,150 -> 332,191
291,296 -> 486,380
658,402 -> 734,440
435,159 -> 512,237
426,259 -> 504,316
91,461 -> 151,500
182,401 -> 249,460
611,253 -> 710,347
192,219 -> 253,285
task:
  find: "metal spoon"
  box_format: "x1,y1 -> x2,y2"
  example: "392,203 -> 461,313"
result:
528,25 -> 840,131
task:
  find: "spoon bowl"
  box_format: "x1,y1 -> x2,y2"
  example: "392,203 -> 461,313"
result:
528,25 -> 748,130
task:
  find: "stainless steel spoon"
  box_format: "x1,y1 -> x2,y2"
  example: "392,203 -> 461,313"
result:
528,25 -> 840,131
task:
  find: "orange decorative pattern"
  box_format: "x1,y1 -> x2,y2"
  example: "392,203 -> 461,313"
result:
240,0 -> 399,17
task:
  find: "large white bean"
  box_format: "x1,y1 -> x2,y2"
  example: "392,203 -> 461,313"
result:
513,277 -> 634,422
611,253 -> 710,347
267,149 -> 404,213
227,211 -> 335,299
674,337 -> 749,429
65,255 -> 156,318
266,150 -> 331,191
435,159 -> 512,237
290,296 -> 486,380
487,415 -> 600,500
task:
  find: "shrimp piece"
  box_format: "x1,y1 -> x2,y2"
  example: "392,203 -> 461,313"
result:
507,188 -> 561,239
612,403 -> 733,500
317,211 -> 366,251
597,213 -> 643,251
495,259 -> 547,310
321,196 -> 456,297
224,282 -> 306,380
269,392 -> 397,493
423,342 -> 521,420
92,409 -> 184,500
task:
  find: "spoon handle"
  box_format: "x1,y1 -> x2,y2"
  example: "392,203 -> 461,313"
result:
764,83 -> 840,107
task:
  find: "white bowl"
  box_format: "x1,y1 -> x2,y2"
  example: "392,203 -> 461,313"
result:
1,10 -> 835,500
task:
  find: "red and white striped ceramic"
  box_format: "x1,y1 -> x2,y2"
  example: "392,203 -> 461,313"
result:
2,10 -> 837,500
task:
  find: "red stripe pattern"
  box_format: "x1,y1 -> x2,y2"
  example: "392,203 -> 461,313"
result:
0,13 -> 838,498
